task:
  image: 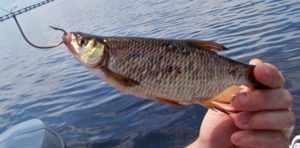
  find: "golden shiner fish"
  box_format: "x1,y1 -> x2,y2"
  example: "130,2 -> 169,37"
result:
63,32 -> 266,113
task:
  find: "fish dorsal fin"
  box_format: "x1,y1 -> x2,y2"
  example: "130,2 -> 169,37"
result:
187,40 -> 227,52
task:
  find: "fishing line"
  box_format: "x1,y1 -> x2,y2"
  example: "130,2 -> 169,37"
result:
1,6 -> 66,49
12,14 -> 65,49
0,7 -> 9,13
0,6 -> 15,13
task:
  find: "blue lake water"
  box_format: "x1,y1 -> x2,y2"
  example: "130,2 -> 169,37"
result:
0,0 -> 300,147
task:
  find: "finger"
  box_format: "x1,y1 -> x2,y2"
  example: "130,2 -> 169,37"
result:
233,110 -> 295,131
231,130 -> 289,148
232,89 -> 293,111
283,125 -> 295,140
198,110 -> 238,147
249,58 -> 263,65
251,60 -> 285,89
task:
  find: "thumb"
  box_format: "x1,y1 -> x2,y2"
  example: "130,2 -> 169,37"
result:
250,59 -> 285,89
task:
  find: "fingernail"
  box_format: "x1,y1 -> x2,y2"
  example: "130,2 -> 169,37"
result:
238,113 -> 249,125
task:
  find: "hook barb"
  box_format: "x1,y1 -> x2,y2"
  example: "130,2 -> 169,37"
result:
49,26 -> 67,35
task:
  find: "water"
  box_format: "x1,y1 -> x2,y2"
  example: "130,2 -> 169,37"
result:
0,0 -> 300,147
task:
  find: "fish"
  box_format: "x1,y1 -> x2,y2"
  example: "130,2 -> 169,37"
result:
9,12 -> 265,113
62,32 -> 266,113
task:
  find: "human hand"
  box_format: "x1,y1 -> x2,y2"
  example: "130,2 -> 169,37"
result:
187,59 -> 295,148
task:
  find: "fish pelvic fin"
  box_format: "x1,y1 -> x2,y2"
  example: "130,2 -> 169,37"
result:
187,40 -> 228,52
155,96 -> 181,106
101,67 -> 140,87
199,85 -> 242,114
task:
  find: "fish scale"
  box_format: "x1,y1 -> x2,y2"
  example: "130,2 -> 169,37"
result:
107,38 -> 239,99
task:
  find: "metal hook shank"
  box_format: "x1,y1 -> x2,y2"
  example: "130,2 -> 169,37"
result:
12,14 -> 64,49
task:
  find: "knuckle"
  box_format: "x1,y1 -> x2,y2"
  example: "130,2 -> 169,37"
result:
273,132 -> 284,144
287,111 -> 296,127
252,89 -> 264,97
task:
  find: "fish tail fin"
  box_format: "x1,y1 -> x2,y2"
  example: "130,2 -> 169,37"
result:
253,81 -> 269,89
245,65 -> 269,89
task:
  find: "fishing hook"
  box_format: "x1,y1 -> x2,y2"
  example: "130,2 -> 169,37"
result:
0,6 -> 65,49
12,14 -> 65,49
49,26 -> 67,35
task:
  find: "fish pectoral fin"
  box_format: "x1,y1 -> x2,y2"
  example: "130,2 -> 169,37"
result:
187,40 -> 227,52
155,96 -> 181,106
102,67 -> 140,87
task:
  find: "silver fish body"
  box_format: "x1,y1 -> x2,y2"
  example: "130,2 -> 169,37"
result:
63,32 -> 265,111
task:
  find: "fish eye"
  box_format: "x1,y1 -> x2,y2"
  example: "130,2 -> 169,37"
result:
78,38 -> 88,47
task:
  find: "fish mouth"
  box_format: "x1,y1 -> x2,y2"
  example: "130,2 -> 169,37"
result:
63,33 -> 79,56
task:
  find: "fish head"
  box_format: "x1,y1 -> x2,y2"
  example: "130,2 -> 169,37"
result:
63,32 -> 106,68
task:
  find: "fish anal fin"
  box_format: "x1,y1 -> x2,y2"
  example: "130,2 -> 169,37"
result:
200,99 -> 230,115
213,85 -> 242,104
198,85 -> 242,114
102,67 -> 140,87
155,96 -> 181,106
187,40 -> 227,52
